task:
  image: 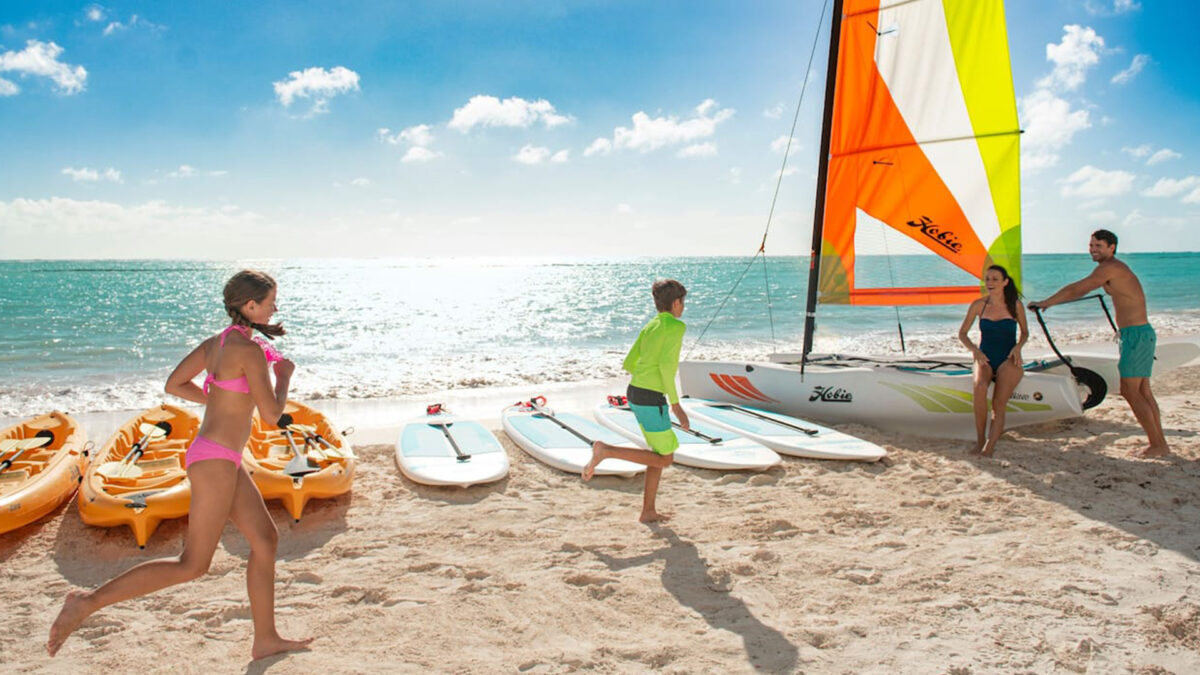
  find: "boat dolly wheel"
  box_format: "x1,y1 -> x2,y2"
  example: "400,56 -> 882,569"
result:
1073,366 -> 1107,410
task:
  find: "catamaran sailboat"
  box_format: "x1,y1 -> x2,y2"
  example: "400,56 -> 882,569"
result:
679,0 -> 1198,439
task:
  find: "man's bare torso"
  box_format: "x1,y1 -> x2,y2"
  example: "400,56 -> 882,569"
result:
1099,258 -> 1149,328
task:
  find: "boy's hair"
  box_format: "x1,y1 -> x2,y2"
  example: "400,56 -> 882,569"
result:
652,279 -> 687,312
1091,228 -> 1118,251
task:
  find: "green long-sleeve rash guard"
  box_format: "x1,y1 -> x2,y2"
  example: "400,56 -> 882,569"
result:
622,312 -> 687,404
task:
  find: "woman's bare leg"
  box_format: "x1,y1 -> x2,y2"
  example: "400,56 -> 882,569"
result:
226,468 -> 313,659
970,362 -> 992,453
48,460 -> 238,656
982,363 -> 1023,456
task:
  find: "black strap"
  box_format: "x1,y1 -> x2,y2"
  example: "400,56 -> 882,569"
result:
712,403 -> 819,436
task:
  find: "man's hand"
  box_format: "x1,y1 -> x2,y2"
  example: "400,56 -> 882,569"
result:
1027,300 -> 1047,311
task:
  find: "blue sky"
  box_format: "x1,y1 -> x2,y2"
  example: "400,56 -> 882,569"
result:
0,0 -> 1196,259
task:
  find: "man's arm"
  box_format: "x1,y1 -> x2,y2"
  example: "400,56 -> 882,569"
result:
1029,264 -> 1114,310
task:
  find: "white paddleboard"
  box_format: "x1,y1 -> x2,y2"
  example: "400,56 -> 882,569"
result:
592,403 -> 781,471
396,414 -> 510,487
680,398 -> 887,462
501,405 -> 644,477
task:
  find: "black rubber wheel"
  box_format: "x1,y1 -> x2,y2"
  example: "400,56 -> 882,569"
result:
1073,367 -> 1107,410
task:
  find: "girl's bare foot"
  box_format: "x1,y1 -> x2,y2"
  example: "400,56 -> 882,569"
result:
252,634 -> 314,660
47,589 -> 94,657
968,441 -> 985,454
581,442 -> 606,481
980,439 -> 999,457
639,510 -> 671,523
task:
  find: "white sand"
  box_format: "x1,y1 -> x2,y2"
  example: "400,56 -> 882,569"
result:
4,368 -> 1200,673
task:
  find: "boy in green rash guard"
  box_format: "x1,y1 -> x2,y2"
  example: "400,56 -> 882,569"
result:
583,279 -> 688,523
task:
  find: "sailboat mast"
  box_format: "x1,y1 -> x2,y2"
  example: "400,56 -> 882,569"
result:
801,0 -> 844,364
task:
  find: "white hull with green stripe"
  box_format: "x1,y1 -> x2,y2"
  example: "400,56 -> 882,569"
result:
678,358 -> 1084,440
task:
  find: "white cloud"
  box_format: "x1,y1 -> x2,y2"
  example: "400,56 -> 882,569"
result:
448,95 -> 572,133
729,167 -> 743,185
678,142 -> 717,158
1086,0 -> 1141,15
1121,144 -> 1152,159
0,78 -> 17,96
1184,188 -> 1200,205
1111,54 -> 1148,85
1059,165 -> 1134,199
401,147 -> 441,163
208,170 -> 227,177
763,103 -> 786,119
1038,25 -> 1104,92
350,177 -> 371,187
273,66 -> 359,114
379,125 -> 442,162
1141,176 -> 1200,198
0,197 -> 263,238
583,138 -> 612,157
102,14 -> 163,36
169,165 -> 196,178
513,145 -> 568,165
777,167 -> 798,178
1146,148 -> 1181,166
594,99 -> 734,154
1019,89 -> 1090,170
62,167 -> 121,183
85,5 -> 105,22
616,203 -> 633,215
771,135 -> 800,154
0,40 -> 87,95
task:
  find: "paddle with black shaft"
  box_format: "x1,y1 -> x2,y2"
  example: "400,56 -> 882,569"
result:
608,395 -> 723,445
277,414 -> 320,477
0,430 -> 55,473
528,397 -> 598,446
96,422 -> 172,479
706,402 -> 820,436
424,404 -> 471,462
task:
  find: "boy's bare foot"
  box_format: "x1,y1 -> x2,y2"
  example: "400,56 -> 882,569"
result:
1133,444 -> 1170,459
47,589 -> 94,657
639,510 -> 671,523
252,634 -> 314,660
968,441 -> 985,454
980,439 -> 998,457
582,442 -> 606,481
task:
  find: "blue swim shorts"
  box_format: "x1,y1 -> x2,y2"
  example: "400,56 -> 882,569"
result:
1118,324 -> 1156,379
628,402 -> 679,456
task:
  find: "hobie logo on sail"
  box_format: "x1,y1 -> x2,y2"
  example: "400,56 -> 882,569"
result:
810,386 -> 852,403
905,216 -> 962,254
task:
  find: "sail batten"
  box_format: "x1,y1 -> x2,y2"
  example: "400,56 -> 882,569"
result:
816,0 -> 1021,309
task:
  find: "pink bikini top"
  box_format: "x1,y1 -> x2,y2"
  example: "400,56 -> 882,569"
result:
202,325 -> 284,395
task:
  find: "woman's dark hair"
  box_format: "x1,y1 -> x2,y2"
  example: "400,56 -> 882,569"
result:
652,279 -> 687,312
224,270 -> 285,339
988,265 -> 1019,319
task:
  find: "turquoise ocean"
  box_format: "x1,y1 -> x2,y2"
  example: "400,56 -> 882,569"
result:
2,254 -> 1198,417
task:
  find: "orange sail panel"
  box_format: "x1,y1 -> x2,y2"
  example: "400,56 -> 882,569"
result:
819,0 -> 1022,306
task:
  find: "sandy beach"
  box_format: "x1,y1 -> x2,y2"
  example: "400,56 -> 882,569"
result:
1,366 -> 1198,673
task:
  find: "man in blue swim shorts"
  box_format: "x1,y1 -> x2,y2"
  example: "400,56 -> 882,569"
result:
1030,229 -> 1168,457
583,279 -> 688,523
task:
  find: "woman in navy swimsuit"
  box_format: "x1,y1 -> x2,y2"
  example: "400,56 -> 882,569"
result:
958,265 -> 1029,456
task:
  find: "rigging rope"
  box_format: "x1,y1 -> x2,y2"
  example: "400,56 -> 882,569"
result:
685,0 -> 831,358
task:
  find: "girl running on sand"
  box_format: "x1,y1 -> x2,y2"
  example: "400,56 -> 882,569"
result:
48,270 -> 313,659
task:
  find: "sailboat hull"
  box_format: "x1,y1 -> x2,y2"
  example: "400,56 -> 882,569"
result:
678,358 -> 1084,440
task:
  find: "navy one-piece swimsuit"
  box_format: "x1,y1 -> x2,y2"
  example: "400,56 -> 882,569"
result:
979,313 -> 1017,378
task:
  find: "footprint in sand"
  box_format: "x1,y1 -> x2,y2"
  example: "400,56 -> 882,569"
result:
564,572 -> 617,600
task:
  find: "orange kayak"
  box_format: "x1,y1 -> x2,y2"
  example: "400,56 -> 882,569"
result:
0,411 -> 89,536
245,400 -> 355,521
79,404 -> 199,548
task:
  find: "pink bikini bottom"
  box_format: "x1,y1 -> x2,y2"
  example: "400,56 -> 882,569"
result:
185,435 -> 243,468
